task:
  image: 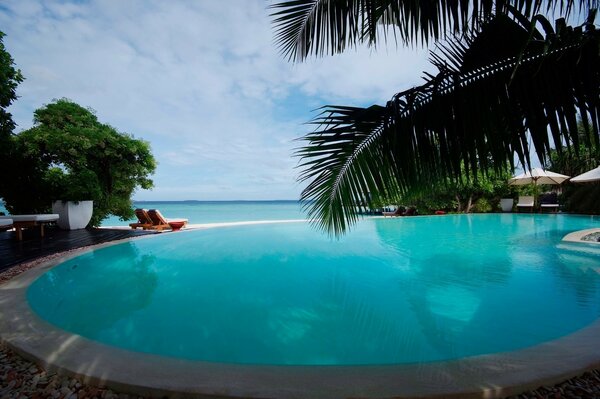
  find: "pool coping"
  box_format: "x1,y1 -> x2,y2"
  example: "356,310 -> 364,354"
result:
2,222 -> 600,398
562,228 -> 600,244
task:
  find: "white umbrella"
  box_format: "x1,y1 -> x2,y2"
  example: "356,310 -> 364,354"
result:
570,166 -> 600,183
508,168 -> 570,186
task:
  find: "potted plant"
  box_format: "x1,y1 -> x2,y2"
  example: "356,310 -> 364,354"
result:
495,182 -> 519,213
499,198 -> 514,212
49,170 -> 97,230
52,200 -> 93,230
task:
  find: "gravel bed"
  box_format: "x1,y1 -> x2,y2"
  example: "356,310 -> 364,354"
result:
2,251 -> 600,399
582,232 -> 600,242
0,342 -> 145,399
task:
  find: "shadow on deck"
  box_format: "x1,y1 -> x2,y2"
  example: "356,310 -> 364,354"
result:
0,227 -> 154,272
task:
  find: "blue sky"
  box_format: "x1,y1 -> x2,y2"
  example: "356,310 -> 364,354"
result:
1,1 -> 434,200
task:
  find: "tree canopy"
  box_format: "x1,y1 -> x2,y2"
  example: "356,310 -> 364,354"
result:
0,31 -> 24,207
0,31 -> 23,138
392,165 -> 516,214
271,1 -> 600,235
546,120 -> 600,214
1,99 -> 156,226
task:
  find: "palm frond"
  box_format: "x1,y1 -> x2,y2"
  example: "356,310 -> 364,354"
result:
297,10 -> 600,235
270,0 -> 597,62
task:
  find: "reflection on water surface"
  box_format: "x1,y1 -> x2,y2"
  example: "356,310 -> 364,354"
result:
28,214 -> 600,365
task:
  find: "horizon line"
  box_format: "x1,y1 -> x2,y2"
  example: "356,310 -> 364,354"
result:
132,199 -> 303,202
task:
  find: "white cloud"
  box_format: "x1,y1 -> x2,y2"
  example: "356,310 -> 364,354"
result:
291,46 -> 432,104
1,0 -> 431,200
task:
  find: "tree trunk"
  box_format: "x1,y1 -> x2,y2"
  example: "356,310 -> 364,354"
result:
455,195 -> 462,213
466,195 -> 473,213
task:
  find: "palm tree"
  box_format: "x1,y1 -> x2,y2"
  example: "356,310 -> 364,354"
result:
270,1 -> 600,235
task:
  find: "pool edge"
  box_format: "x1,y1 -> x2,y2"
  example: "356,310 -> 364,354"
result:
2,230 -> 600,398
563,228 -> 600,244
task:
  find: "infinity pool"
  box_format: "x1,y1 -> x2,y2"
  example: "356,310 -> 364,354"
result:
27,214 -> 600,365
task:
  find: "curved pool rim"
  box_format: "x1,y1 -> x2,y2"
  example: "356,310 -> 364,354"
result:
2,218 -> 600,399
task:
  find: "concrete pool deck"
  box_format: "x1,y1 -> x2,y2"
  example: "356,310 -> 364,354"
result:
2,224 -> 600,398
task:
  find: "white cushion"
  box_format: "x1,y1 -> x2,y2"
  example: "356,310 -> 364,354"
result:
0,214 -> 59,222
516,196 -> 535,206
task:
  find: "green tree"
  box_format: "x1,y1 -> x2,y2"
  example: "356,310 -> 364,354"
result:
388,167 -> 515,214
1,99 -> 157,226
0,31 -> 25,209
546,120 -> 600,214
271,1 -> 600,235
546,121 -> 600,177
0,31 -> 23,138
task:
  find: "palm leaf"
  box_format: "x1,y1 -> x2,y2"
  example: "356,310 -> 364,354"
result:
297,10 -> 600,235
270,0 -> 597,61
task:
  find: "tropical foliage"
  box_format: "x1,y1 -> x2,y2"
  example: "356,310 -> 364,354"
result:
271,0 -> 595,61
0,31 -> 24,207
395,166 -> 516,213
0,31 -> 23,138
1,99 -> 156,226
547,120 -> 600,176
546,120 -> 600,214
271,1 -> 600,235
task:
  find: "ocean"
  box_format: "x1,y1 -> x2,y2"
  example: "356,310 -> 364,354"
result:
101,200 -> 308,226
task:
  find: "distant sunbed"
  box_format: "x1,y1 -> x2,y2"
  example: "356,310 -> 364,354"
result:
130,209 -> 154,230
516,196 -> 535,212
539,193 -> 559,213
0,214 -> 59,240
147,209 -> 188,231
382,206 -> 405,217
382,206 -> 417,217
404,207 -> 417,216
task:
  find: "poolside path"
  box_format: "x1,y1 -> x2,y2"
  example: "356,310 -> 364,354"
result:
0,227 -> 154,272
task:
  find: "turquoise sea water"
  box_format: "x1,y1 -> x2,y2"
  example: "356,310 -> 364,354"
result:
2,200 -> 306,225
101,200 -> 306,226
28,214 -> 600,365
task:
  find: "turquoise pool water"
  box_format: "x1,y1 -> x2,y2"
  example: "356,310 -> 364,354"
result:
28,214 -> 600,365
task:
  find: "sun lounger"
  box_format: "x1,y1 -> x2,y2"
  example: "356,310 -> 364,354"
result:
129,209 -> 154,230
147,209 -> 188,231
0,214 -> 59,240
382,206 -> 405,217
539,193 -> 559,213
404,206 -> 417,216
516,196 -> 535,213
